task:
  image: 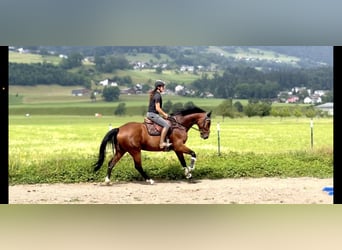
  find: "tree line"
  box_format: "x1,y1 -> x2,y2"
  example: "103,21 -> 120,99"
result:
9,62 -> 91,88
111,98 -> 329,119
189,66 -> 333,100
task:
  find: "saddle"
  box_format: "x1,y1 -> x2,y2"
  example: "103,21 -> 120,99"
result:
143,117 -> 172,136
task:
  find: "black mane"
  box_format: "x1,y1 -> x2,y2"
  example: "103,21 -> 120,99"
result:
171,106 -> 206,116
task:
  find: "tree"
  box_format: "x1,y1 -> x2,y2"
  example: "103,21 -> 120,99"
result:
163,100 -> 173,113
155,66 -> 163,74
171,102 -> 184,113
114,102 -> 126,116
322,90 -> 333,102
233,101 -> 243,113
257,101 -> 272,117
184,101 -> 195,109
305,107 -> 317,118
60,52 -> 83,69
217,99 -> 235,120
278,107 -> 291,119
94,55 -> 105,71
96,55 -> 130,73
243,103 -> 256,117
90,91 -> 96,102
293,105 -> 303,120
142,84 -> 151,93
102,86 -> 120,102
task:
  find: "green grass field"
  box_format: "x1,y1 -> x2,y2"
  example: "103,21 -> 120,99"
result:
9,51 -> 62,65
9,115 -> 333,184
8,84 -> 228,116
8,84 -> 333,185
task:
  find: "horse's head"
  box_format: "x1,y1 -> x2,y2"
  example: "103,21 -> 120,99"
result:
198,111 -> 211,139
171,107 -> 212,139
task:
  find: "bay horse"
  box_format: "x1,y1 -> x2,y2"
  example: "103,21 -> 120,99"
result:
92,107 -> 212,184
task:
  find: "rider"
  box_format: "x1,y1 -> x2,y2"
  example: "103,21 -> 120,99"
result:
147,80 -> 172,149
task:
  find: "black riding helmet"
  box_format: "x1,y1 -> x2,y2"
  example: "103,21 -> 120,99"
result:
155,80 -> 165,88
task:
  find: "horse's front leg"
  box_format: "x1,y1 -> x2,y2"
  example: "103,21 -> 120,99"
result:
175,149 -> 196,179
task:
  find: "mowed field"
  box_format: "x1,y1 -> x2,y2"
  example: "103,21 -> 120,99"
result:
8,85 -> 333,185
9,114 -> 333,184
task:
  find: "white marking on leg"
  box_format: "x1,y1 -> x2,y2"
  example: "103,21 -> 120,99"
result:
184,167 -> 192,179
189,157 -> 196,170
105,176 -> 110,184
185,167 -> 189,175
146,179 -> 154,185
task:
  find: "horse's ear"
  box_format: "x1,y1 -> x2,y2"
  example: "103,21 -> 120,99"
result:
207,111 -> 212,117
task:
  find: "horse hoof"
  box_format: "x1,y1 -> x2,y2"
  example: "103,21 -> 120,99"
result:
146,179 -> 155,185
100,181 -> 112,186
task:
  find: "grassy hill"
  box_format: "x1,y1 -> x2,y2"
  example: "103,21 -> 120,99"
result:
9,46 -> 302,66
9,51 -> 62,65
8,46 -> 305,92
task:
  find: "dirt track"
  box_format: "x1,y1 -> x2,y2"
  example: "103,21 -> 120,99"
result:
9,177 -> 333,204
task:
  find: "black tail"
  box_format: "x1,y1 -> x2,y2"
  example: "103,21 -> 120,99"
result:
93,128 -> 119,172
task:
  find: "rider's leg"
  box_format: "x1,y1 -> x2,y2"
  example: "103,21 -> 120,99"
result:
160,126 -> 172,148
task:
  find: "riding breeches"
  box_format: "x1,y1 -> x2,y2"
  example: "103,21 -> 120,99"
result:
146,112 -> 170,129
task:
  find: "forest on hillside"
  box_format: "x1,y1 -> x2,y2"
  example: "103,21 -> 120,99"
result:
14,46 -> 333,65
9,46 -> 333,101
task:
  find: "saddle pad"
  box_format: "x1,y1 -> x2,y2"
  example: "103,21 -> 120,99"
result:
144,117 -> 162,136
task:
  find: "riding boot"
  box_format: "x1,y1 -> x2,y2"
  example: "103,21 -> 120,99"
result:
160,127 -> 172,149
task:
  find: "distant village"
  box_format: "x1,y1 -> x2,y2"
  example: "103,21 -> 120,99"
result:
70,78 -> 333,116
72,77 -> 329,104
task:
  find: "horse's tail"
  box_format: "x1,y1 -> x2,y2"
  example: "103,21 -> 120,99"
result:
93,128 -> 119,172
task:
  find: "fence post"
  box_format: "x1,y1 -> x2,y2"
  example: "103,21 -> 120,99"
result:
217,122 -> 221,156
310,118 -> 313,149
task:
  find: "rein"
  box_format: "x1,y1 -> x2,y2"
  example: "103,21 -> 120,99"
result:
169,115 -> 209,132
168,116 -> 190,130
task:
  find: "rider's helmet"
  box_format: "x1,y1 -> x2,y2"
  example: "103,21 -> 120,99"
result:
155,80 -> 165,88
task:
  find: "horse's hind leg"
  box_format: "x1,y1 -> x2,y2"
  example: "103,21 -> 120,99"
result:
129,151 -> 154,184
105,150 -> 125,184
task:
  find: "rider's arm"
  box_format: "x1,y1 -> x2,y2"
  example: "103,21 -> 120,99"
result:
155,102 -> 168,119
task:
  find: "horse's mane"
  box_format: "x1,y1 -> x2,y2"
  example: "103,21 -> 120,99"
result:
171,106 -> 206,116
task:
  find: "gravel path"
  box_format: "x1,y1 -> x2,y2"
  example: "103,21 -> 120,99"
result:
9,177 -> 333,204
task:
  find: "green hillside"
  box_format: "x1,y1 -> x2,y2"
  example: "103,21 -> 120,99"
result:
8,46 -> 333,106
9,46 -> 301,66
9,51 -> 62,65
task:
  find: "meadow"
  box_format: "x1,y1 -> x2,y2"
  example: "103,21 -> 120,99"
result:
9,114 -> 333,184
8,84 -> 333,184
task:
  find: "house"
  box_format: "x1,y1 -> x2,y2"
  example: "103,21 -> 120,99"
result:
120,88 -> 136,95
71,89 -> 90,96
303,96 -> 312,104
314,90 -> 327,96
180,65 -> 194,72
286,96 -> 299,103
315,102 -> 333,116
304,95 -> 322,104
99,79 -> 118,86
311,94 -> 322,104
175,85 -> 184,94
